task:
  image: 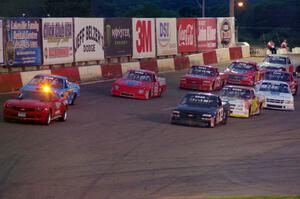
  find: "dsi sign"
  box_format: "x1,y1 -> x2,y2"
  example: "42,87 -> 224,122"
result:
132,18 -> 156,59
156,18 -> 177,56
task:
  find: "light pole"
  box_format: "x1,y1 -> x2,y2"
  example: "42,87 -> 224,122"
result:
230,0 -> 245,17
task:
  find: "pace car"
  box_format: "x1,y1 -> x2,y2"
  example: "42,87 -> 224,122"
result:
170,93 -> 230,128
256,80 -> 294,111
258,54 -> 294,73
220,85 -> 263,118
21,74 -> 80,105
224,61 -> 264,86
179,65 -> 226,91
111,69 -> 167,100
263,70 -> 298,95
3,87 -> 68,125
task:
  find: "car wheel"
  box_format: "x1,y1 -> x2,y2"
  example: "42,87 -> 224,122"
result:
3,117 -> 9,123
59,108 -> 68,122
209,117 -> 216,128
247,107 -> 251,118
45,112 -> 51,125
71,94 -> 77,105
257,104 -> 262,115
145,91 -> 151,100
222,113 -> 228,125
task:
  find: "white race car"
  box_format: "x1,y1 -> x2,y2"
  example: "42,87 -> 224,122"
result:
256,80 -> 295,111
220,85 -> 264,118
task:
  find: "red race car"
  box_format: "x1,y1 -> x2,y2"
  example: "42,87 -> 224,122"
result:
111,69 -> 167,100
179,65 -> 226,91
3,86 -> 68,125
224,61 -> 264,86
263,70 -> 298,95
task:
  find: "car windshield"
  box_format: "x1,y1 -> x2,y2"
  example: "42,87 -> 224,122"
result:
230,62 -> 256,71
259,82 -> 290,93
17,91 -> 53,102
28,76 -> 64,89
126,71 -> 154,82
264,72 -> 290,82
264,56 -> 287,65
221,87 -> 252,99
188,66 -> 216,77
181,94 -> 218,107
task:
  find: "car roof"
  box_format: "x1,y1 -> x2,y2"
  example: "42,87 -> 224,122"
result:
191,65 -> 216,69
224,85 -> 255,91
266,54 -> 289,58
128,69 -> 155,74
34,74 -> 67,80
261,80 -> 289,85
233,60 -> 257,65
186,92 -> 218,97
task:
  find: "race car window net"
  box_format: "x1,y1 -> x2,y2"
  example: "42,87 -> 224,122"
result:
264,56 -> 287,65
264,72 -> 290,82
221,87 -> 251,99
126,71 -> 154,82
259,82 -> 290,93
230,62 -> 256,71
181,94 -> 218,107
188,66 -> 216,77
28,76 -> 64,89
17,91 -> 53,102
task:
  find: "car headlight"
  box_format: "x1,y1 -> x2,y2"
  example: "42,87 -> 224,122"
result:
285,100 -> 293,104
4,103 -> 12,109
202,113 -> 212,117
114,85 -> 119,90
138,89 -> 145,94
172,111 -> 180,117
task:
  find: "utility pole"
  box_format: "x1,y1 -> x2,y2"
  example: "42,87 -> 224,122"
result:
230,0 -> 235,17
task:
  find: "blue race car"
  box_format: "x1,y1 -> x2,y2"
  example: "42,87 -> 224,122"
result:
20,74 -> 80,105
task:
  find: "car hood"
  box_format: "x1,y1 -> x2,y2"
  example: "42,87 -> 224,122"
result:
115,79 -> 150,88
175,104 -> 217,114
227,69 -> 255,75
257,91 -> 292,99
6,99 -> 48,108
21,84 -> 62,94
258,62 -> 287,68
183,74 -> 215,81
220,96 -> 248,104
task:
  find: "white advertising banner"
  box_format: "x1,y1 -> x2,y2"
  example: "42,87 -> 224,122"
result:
217,17 -> 235,48
74,18 -> 104,62
0,19 -> 3,64
156,18 -> 177,56
132,18 -> 156,59
42,18 -> 73,64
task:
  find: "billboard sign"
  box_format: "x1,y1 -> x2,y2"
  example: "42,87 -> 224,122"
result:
177,18 -> 197,53
74,18 -> 104,62
42,18 -> 73,64
0,19 -> 3,64
217,17 -> 235,48
132,18 -> 156,59
104,18 -> 132,57
5,18 -> 42,66
156,18 -> 177,56
197,18 -> 217,51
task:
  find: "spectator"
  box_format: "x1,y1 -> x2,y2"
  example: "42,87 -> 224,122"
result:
281,39 -> 289,51
267,40 -> 277,54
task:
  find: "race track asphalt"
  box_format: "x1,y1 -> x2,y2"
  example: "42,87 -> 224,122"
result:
0,57 -> 300,199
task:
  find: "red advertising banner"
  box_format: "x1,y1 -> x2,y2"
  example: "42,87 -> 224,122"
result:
177,18 -> 197,53
132,18 -> 156,59
197,18 -> 217,51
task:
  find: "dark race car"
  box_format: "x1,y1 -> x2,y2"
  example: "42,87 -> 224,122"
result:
111,69 -> 167,100
3,89 -> 68,125
179,65 -> 226,91
263,70 -> 298,95
224,61 -> 264,86
171,93 -> 230,128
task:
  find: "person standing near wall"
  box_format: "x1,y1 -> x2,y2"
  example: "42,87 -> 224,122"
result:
267,40 -> 277,54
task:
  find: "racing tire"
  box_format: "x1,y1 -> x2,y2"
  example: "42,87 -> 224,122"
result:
71,94 -> 77,105
3,117 -> 9,123
247,107 -> 251,118
222,113 -> 228,125
209,117 -> 216,128
59,109 -> 68,122
45,112 -> 52,125
145,91 -> 151,100
256,104 -> 262,116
